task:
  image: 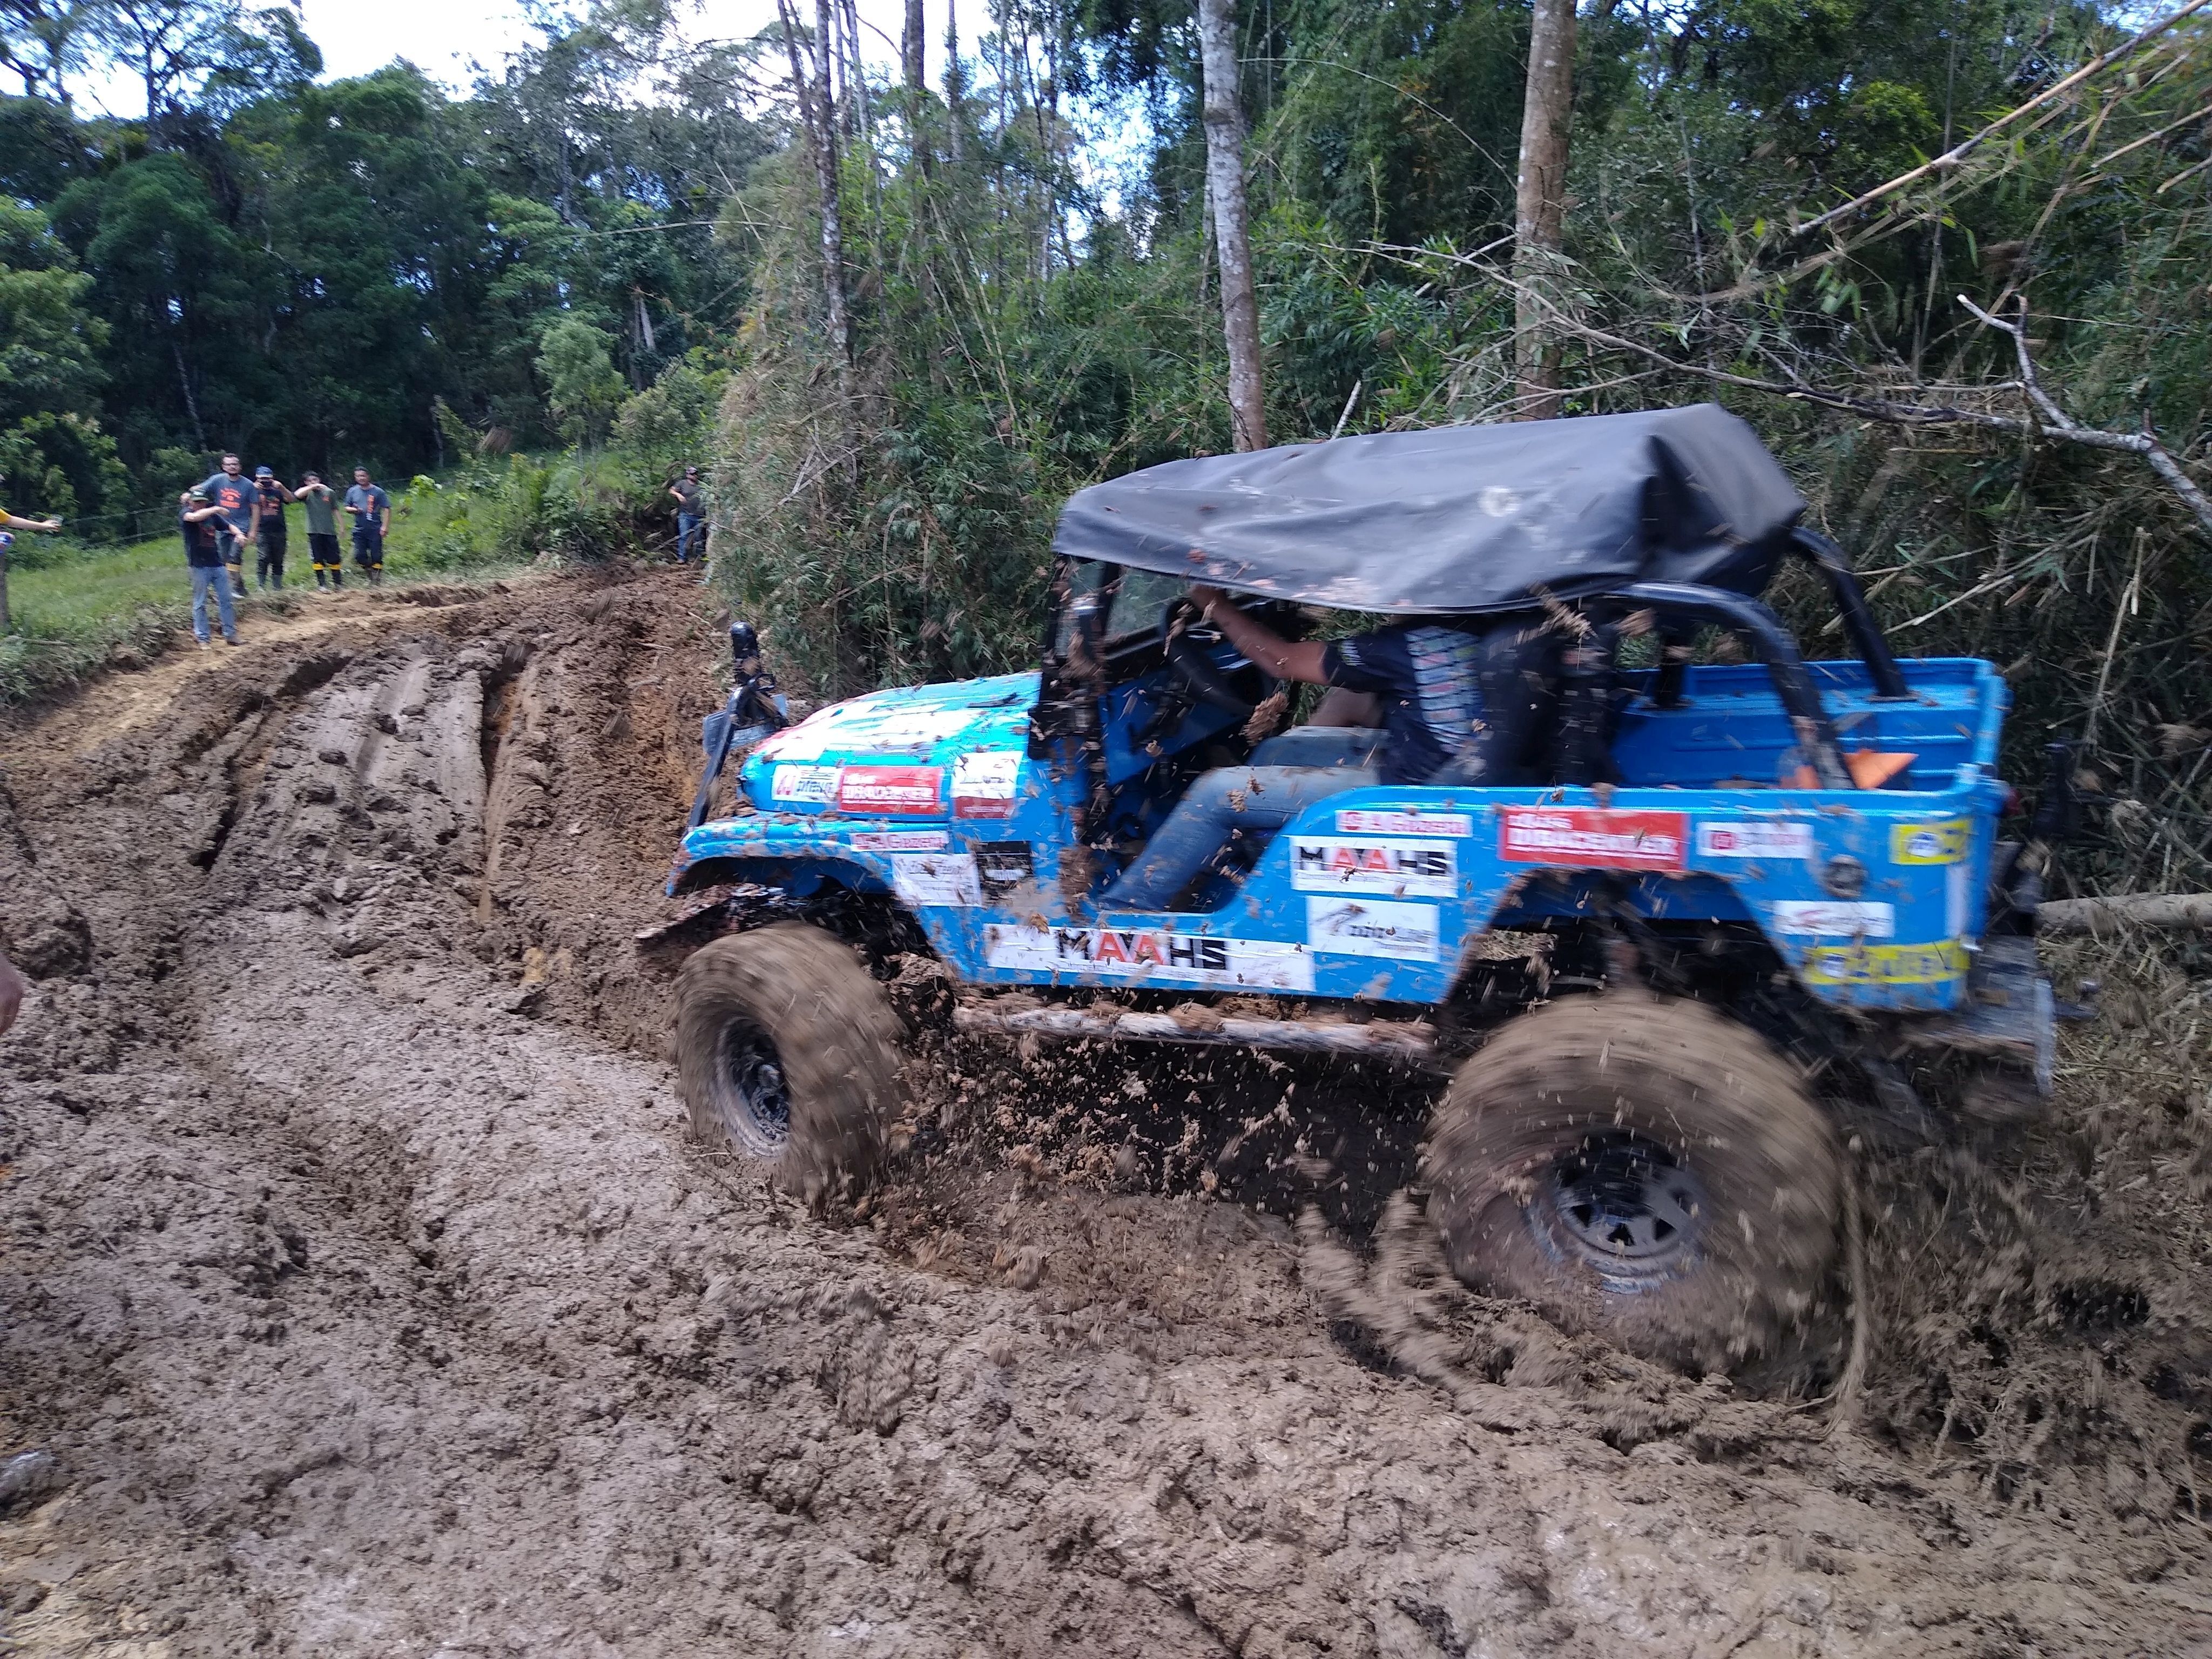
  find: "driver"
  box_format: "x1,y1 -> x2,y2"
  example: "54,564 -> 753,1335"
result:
1101,587 -> 1559,912
1188,584 -> 1538,786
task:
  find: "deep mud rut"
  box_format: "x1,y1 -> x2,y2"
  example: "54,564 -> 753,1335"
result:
2,567 -> 2210,1657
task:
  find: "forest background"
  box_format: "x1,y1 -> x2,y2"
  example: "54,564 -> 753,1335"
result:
5,0 -> 2212,892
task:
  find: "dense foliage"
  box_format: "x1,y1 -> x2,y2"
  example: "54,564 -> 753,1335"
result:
6,0 -> 2212,881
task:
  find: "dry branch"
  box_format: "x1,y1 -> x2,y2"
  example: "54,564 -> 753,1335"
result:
2038,893 -> 2212,934
1792,0 -> 2212,239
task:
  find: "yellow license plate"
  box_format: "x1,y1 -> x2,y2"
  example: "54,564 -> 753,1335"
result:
1890,819 -> 1971,865
1801,939 -> 1970,986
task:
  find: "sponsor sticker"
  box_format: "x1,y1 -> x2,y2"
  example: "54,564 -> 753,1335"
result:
1306,898 -> 1442,963
1333,809 -> 1474,838
837,765 -> 944,816
1891,819 -> 1971,866
1800,939 -> 1970,987
952,751 -> 1022,818
1500,807 -> 1688,872
974,840 -> 1034,900
1696,820 -> 1815,860
891,852 -> 981,908
1771,900 -> 1896,938
1289,837 -> 1456,897
849,830 -> 949,851
983,925 -> 1313,990
771,764 -> 839,804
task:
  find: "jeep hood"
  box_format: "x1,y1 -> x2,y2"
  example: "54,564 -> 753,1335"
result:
737,672 -> 1038,816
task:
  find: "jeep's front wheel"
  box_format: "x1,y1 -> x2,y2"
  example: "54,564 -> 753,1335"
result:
675,923 -> 904,1202
1422,994 -> 1843,1373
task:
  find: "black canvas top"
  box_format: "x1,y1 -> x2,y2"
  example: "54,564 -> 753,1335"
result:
1052,404 -> 1808,614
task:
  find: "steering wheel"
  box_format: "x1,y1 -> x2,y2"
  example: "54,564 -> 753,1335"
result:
1161,596 -> 1263,719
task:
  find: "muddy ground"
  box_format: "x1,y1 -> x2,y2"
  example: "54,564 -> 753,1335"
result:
3,566 -> 2210,1657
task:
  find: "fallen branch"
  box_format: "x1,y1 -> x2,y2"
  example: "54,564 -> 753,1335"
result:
2038,892 -> 2212,934
1791,0 -> 2212,239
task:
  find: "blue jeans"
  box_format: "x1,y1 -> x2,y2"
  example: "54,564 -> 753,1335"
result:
677,513 -> 704,563
190,564 -> 237,643
1249,725 -> 1393,770
1102,765 -> 1378,912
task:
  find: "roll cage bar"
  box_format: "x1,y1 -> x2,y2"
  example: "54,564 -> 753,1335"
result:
1030,526 -> 1912,794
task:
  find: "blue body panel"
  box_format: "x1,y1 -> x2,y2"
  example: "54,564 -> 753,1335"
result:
669,657 -> 2012,1017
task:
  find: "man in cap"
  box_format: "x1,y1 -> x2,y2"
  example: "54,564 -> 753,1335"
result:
180,487 -> 237,648
252,466 -> 295,590
669,466 -> 704,564
194,453 -> 257,597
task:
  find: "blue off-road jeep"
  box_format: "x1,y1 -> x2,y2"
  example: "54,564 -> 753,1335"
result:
655,406 -> 2075,1370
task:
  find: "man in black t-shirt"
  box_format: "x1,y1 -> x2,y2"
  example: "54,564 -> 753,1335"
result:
180,488 -> 237,646
252,466 -> 294,590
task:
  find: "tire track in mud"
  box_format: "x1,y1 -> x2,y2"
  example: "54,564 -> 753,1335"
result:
0,569 -> 2207,1656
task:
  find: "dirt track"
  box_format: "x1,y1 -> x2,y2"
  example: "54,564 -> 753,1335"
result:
2,567 -> 2210,1656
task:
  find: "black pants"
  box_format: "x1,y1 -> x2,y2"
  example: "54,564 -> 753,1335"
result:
257,531 -> 286,589
308,532 -> 342,586
352,529 -> 383,583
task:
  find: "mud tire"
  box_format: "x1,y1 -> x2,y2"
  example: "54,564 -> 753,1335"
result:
1422,993 -> 1843,1373
675,923 -> 904,1202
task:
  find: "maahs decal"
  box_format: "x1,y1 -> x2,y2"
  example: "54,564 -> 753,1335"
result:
1288,837 -> 1455,897
983,926 -> 1312,990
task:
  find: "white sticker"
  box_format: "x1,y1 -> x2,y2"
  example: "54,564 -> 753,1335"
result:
1697,821 -> 1814,860
1946,861 -> 1969,941
1334,810 -> 1473,838
1772,900 -> 1896,938
1306,898 -> 1442,962
851,831 -> 949,851
953,751 -> 1021,817
771,764 -> 839,803
983,925 -> 1313,990
891,853 -> 981,908
1288,837 -> 1456,898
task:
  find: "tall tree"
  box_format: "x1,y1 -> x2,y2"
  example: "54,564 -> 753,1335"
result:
1512,0 -> 1575,417
774,0 -> 849,379
1196,0 -> 1264,451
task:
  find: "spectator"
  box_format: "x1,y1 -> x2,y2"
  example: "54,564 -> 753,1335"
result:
343,467 -> 390,586
180,488 -> 238,648
194,453 -> 258,597
295,471 -> 342,590
0,949 -> 23,1036
0,468 -> 63,536
252,466 -> 294,590
669,466 -> 705,564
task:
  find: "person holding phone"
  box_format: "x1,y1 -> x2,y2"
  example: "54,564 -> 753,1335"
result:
296,471 -> 342,589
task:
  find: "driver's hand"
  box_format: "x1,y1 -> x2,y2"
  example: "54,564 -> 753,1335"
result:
1189,583 -> 1228,619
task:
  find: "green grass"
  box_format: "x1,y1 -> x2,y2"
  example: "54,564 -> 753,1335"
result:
0,500 -> 532,707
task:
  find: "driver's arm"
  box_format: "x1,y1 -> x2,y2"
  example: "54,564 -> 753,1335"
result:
1190,584 -> 1327,683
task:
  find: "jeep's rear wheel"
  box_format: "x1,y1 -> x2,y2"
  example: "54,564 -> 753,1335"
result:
675,923 -> 904,1202
1422,994 -> 1843,1372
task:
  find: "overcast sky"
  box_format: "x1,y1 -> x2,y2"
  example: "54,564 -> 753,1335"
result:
79,0 -> 954,117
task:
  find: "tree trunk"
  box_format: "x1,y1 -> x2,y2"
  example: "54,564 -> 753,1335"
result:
943,0 -> 964,166
1512,0 -> 1576,419
903,0 -> 925,93
1197,0 -> 1266,453
778,0 -> 851,379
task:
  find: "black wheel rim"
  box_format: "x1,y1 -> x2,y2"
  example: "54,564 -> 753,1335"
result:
1540,1131 -> 1707,1287
710,1018 -> 792,1158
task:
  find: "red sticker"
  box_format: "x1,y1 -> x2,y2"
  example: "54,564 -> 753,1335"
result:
837,765 -> 944,816
1499,807 -> 1688,872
